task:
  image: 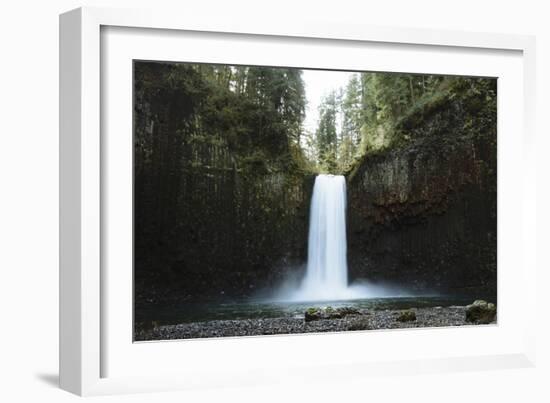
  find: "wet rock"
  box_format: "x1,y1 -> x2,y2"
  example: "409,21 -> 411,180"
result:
465,300 -> 496,324
396,309 -> 416,322
338,307 -> 361,316
304,306 -> 361,322
305,307 -> 323,322
347,319 -> 372,331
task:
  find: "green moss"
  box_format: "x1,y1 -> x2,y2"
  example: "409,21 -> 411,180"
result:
396,310 -> 416,322
347,319 -> 371,331
465,300 -> 496,324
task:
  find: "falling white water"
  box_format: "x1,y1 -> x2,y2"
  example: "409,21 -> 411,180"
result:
301,175 -> 348,297
270,174 -> 411,303
289,174 -> 361,301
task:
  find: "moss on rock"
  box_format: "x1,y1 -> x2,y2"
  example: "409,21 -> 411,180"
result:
396,309 -> 417,322
465,300 -> 496,324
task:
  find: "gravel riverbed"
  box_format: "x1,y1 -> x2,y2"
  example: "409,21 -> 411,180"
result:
135,305 -> 495,341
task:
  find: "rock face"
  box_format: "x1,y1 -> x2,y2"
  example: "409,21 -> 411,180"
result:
347,86 -> 497,297
135,147 -> 314,301
133,63 -> 314,302
465,300 -> 496,324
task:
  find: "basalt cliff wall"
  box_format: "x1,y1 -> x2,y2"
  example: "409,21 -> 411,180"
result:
134,64 -> 314,304
347,84 -> 497,297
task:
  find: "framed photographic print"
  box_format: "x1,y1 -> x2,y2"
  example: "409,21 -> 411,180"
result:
60,6 -> 537,396
133,60 -> 498,342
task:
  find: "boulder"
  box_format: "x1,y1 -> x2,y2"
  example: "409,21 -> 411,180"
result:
338,307 -> 361,316
305,307 -> 323,322
347,319 -> 371,331
396,309 -> 416,322
465,300 -> 496,324
304,306 -> 361,322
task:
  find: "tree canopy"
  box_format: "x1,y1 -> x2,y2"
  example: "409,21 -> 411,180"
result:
304,72 -> 496,173
135,62 -> 497,177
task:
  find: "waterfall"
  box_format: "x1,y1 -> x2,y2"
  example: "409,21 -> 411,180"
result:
303,175 -> 348,295
272,174 -> 404,302
291,174 -> 358,301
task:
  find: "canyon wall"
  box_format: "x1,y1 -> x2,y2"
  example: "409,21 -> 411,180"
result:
347,84 -> 497,297
133,65 -> 314,303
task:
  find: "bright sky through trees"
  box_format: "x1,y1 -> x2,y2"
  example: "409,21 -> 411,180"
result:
302,69 -> 356,133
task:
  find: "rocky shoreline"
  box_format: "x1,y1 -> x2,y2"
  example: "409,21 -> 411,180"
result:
135,303 -> 496,341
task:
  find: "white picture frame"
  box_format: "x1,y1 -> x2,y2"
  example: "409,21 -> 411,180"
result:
60,6 -> 537,396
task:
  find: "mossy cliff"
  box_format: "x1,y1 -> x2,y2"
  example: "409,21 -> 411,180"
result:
346,80 -> 497,296
134,62 -> 314,303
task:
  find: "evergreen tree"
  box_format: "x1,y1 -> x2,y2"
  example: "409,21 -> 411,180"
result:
315,91 -> 339,171
341,74 -> 363,146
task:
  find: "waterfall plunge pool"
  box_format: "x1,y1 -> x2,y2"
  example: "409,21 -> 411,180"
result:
135,295 -> 483,326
